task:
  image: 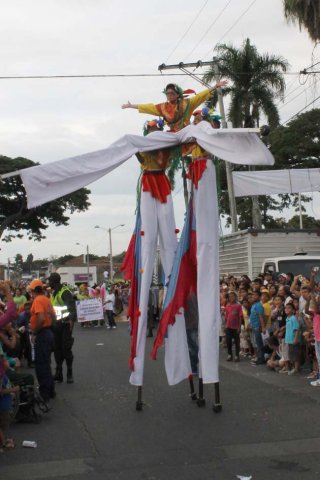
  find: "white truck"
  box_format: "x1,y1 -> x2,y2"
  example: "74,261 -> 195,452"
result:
219,229 -> 320,278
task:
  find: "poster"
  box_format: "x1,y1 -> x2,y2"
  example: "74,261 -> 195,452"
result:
76,298 -> 104,323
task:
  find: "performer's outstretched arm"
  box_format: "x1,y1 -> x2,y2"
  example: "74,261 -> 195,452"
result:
122,101 -> 139,109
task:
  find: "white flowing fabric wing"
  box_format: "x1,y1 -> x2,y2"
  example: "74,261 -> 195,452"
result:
3,122 -> 274,208
233,168 -> 320,197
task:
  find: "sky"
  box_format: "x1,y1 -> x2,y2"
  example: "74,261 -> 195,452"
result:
1,0 -> 320,263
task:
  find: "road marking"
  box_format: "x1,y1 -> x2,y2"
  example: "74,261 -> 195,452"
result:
223,437 -> 320,459
1,458 -> 94,479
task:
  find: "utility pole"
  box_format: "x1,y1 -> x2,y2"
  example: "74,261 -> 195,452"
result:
158,59 -> 238,232
86,244 -> 90,286
108,228 -> 114,282
212,59 -> 238,232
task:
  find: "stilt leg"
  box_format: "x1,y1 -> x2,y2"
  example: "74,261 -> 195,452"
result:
136,386 -> 143,411
188,374 -> 197,401
212,381 -> 222,413
196,377 -> 206,407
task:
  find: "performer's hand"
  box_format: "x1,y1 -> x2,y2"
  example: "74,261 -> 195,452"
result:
213,80 -> 228,89
121,101 -> 133,109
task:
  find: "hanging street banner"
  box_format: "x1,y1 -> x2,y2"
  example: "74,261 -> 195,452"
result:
233,168 -> 320,197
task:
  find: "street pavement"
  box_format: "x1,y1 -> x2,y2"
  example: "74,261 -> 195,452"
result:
2,319 -> 320,480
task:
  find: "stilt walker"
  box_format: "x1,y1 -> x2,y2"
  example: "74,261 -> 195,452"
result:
152,108 -> 224,412
121,119 -> 191,409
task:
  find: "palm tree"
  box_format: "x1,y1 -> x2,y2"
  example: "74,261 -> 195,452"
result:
283,0 -> 320,43
204,38 -> 288,129
203,38 -> 288,228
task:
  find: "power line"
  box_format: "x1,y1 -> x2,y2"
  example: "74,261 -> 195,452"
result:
202,0 -> 257,59
0,73 -> 199,80
183,0 -> 233,62
0,71 -> 302,81
278,76 -> 319,110
164,0 -> 209,63
283,93 -> 320,124
302,59 -> 320,71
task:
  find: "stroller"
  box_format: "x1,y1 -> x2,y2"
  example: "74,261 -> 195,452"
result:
9,371 -> 50,424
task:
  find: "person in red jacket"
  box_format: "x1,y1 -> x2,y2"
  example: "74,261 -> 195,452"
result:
225,292 -> 243,362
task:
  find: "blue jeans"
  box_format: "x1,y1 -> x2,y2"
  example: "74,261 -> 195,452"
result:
253,327 -> 265,364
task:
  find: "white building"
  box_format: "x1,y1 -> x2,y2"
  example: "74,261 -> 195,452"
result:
56,265 -> 97,286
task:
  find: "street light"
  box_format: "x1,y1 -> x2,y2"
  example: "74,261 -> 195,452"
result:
95,224 -> 125,282
76,243 -> 90,286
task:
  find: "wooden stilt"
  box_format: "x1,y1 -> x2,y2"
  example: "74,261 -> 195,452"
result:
188,374 -> 197,401
196,377 -> 206,407
212,381 -> 222,413
136,386 -> 143,411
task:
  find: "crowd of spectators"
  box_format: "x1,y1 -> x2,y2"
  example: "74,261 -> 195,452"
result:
0,278 -> 130,453
220,268 -> 320,385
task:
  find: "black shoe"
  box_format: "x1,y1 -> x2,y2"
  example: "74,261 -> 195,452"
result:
54,368 -> 63,383
67,369 -> 74,384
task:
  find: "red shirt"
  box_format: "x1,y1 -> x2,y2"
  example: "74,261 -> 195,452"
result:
225,303 -> 243,329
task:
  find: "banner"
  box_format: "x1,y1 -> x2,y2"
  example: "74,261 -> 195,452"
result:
233,168 -> 320,197
76,298 -> 103,323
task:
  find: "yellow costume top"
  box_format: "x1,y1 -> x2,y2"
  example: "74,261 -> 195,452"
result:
138,89 -> 212,132
138,150 -> 170,171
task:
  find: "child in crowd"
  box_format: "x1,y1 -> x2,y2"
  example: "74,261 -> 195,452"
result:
240,298 -> 252,357
249,290 -> 266,365
224,292 -> 243,362
305,293 -> 320,386
261,289 -> 272,331
0,344 -> 19,451
284,302 -> 300,375
266,336 -> 284,371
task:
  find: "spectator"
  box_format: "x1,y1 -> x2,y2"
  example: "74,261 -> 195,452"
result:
284,302 -> 300,375
225,292 -> 243,362
261,289 -> 272,330
0,282 -> 17,329
16,302 -> 33,367
13,288 -> 27,310
29,279 -> 56,403
0,344 -> 19,451
249,290 -> 266,366
103,286 -> 116,329
306,293 -> 320,386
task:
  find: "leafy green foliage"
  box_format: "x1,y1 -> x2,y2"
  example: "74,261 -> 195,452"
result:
203,38 -> 288,129
284,0 -> 320,42
0,156 -> 91,241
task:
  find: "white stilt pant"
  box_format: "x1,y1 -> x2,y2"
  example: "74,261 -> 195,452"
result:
130,190 -> 191,386
192,160 -> 220,383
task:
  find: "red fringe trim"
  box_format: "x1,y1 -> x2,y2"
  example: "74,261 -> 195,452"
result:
187,159 -> 207,189
120,234 -> 136,280
142,173 -> 171,203
120,234 -> 140,371
151,230 -> 197,359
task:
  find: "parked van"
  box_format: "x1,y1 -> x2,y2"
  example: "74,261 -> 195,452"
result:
261,255 -> 320,278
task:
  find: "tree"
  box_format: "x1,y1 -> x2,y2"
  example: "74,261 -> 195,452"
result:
202,38 -> 289,229
283,0 -> 320,42
287,214 -> 320,229
267,108 -> 320,168
0,156 -> 91,241
204,38 -> 288,129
